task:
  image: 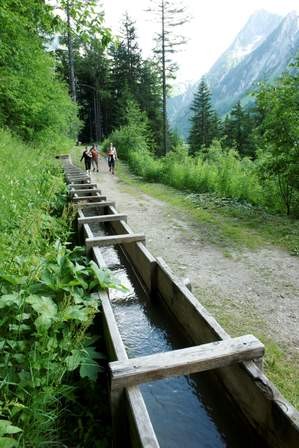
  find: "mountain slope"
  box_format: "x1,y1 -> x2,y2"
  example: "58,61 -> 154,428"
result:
169,10 -> 299,138
212,11 -> 299,115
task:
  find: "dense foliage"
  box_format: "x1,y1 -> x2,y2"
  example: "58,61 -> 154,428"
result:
104,55 -> 298,215
255,63 -> 299,214
0,0 -> 79,144
0,130 -> 120,446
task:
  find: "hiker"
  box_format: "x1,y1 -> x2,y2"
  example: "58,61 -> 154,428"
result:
107,142 -> 117,175
91,144 -> 99,172
80,146 -> 92,173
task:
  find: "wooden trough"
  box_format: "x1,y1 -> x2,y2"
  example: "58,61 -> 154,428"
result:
60,155 -> 299,448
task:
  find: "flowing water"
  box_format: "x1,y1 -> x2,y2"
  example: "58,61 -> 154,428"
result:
90,221 -> 266,448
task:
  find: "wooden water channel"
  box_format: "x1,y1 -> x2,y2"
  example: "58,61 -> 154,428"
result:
60,156 -> 299,448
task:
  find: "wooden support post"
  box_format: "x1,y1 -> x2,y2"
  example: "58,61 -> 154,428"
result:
110,335 -> 264,390
86,233 -> 146,248
78,214 -> 127,225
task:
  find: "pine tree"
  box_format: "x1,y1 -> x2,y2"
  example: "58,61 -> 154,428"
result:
223,101 -> 255,156
109,14 -> 143,129
147,0 -> 189,155
188,79 -> 219,154
137,60 -> 163,154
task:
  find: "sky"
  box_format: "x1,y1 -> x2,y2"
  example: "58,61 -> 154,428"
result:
101,0 -> 299,87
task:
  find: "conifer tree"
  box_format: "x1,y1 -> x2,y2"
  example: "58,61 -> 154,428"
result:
223,101 -> 255,156
188,78 -> 219,154
147,0 -> 189,155
137,60 -> 163,153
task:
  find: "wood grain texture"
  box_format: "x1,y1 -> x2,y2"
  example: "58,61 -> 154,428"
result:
86,233 -> 145,248
110,335 -> 264,389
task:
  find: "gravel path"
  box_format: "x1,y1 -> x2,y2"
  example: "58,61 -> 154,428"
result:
91,159 -> 299,359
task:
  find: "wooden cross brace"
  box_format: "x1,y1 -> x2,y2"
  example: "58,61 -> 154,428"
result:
110,334 -> 264,390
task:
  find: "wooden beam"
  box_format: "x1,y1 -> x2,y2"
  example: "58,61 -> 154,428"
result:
77,201 -> 115,209
73,195 -> 107,202
69,183 -> 97,188
78,214 -> 127,225
71,187 -> 101,193
110,335 -> 264,390
67,177 -> 90,182
86,233 -> 145,248
126,386 -> 160,448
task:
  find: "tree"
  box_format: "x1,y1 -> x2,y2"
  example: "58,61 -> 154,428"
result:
109,14 -> 142,129
136,60 -> 163,154
0,0 -> 79,142
255,60 -> 299,214
188,78 -> 219,154
223,102 -> 255,157
55,0 -> 111,101
147,0 -> 189,155
121,12 -> 142,91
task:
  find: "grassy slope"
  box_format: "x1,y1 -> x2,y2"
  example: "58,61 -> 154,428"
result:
115,161 -> 299,409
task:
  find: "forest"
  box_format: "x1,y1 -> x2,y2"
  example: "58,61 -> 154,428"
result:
0,0 -> 298,446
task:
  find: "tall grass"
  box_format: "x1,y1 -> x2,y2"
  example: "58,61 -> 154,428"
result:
0,129 -> 72,272
0,129 -> 114,447
120,139 -> 281,211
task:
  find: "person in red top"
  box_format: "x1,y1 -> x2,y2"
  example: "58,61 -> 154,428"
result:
90,144 -> 99,172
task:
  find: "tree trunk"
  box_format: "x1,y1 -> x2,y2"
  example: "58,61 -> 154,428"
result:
66,0 -> 76,102
162,0 -> 167,155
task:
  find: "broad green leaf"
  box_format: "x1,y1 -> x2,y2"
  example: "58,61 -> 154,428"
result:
0,438 -> 18,448
0,294 -> 21,309
62,305 -> 90,322
0,419 -> 22,437
26,295 -> 57,318
79,360 -> 101,382
65,349 -> 82,371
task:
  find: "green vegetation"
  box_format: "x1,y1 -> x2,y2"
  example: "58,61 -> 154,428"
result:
197,291 -> 299,409
115,161 -> 299,255
0,0 -> 79,144
0,131 -> 117,446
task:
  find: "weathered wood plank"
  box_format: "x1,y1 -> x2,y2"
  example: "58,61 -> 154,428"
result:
78,214 -> 127,225
73,195 -> 107,202
86,233 -> 146,248
126,386 -> 160,448
67,177 -> 90,182
83,224 -> 93,240
110,335 -> 264,389
70,188 -> 101,195
69,183 -> 97,188
77,201 -> 115,209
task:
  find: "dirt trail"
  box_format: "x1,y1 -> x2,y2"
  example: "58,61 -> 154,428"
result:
91,159 -> 299,358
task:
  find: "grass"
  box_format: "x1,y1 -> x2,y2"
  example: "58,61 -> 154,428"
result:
196,288 -> 299,409
116,162 -> 299,255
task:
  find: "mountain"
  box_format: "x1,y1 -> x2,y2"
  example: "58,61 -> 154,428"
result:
207,10 -> 282,90
168,10 -> 299,138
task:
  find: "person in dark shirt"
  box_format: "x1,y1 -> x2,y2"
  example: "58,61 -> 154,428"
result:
80,147 -> 92,173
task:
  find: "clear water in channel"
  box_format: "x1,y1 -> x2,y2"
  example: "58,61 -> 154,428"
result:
90,222 -> 266,448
